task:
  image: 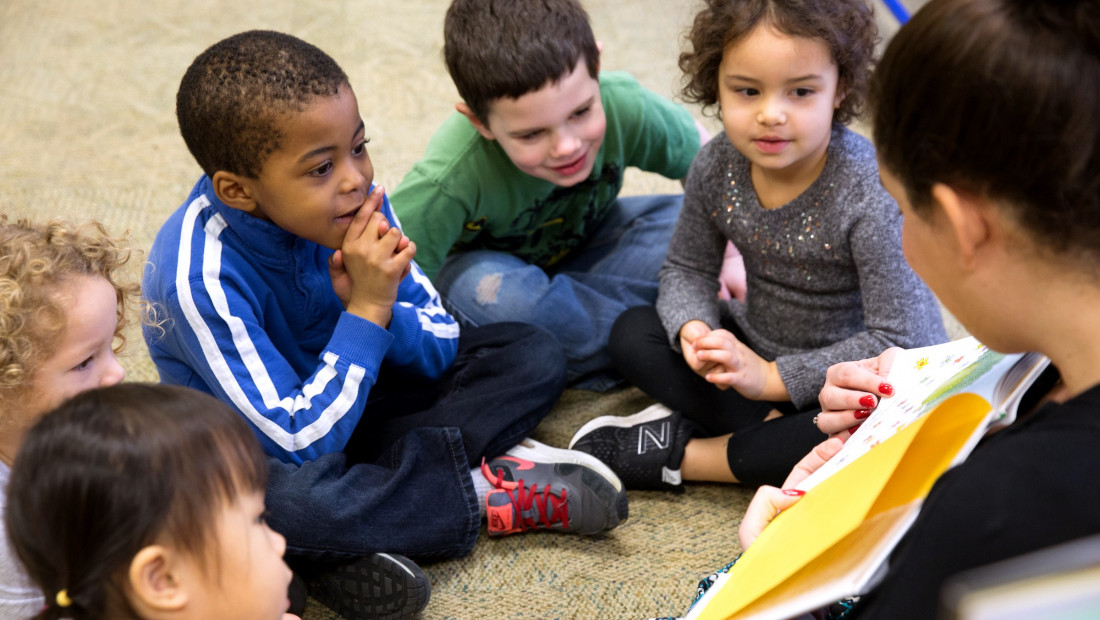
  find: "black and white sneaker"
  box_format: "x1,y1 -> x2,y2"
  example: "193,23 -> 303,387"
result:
568,404 -> 694,492
305,552 -> 431,619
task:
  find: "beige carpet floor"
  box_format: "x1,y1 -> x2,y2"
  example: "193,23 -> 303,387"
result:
0,1 -> 937,617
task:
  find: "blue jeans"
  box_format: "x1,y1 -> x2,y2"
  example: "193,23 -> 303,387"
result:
435,194 -> 682,391
265,323 -> 567,564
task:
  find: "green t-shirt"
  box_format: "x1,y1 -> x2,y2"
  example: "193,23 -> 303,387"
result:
390,71 -> 700,280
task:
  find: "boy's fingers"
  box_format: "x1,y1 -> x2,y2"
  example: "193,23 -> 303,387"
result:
344,185 -> 385,243
328,249 -> 344,271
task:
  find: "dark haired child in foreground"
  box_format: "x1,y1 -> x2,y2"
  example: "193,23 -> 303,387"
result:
390,0 -> 712,391
144,30 -> 627,619
662,0 -> 1100,618
0,217 -> 135,618
571,0 -> 946,490
7,384 -> 300,620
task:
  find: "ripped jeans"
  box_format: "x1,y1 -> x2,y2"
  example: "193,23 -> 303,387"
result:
434,194 -> 682,391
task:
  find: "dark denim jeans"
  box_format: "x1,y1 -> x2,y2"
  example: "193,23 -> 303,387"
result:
435,194 -> 683,391
265,322 -> 567,564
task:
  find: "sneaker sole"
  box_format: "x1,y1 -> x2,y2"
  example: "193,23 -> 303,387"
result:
309,553 -> 431,620
568,403 -> 674,450
507,438 -> 624,493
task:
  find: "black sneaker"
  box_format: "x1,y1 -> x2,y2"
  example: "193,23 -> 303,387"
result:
481,438 -> 628,536
568,404 -> 694,492
306,553 -> 431,620
288,572 -> 309,616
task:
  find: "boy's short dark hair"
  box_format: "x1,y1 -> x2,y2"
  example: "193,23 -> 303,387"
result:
176,30 -> 349,178
444,0 -> 600,123
679,0 -> 877,126
871,0 -> 1099,261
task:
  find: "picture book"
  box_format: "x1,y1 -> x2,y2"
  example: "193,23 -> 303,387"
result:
683,337 -> 1050,620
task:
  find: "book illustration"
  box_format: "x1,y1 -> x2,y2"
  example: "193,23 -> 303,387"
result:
683,337 -> 1050,620
797,338 -> 1025,492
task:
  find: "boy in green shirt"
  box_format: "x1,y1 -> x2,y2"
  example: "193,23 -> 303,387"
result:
390,0 -> 706,390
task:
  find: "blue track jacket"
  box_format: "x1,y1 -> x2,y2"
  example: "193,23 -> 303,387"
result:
143,176 -> 460,464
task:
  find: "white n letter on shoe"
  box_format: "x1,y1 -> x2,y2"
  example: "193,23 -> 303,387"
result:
638,421 -> 670,454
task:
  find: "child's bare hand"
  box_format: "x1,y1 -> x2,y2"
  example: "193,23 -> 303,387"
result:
375,215 -> 414,280
679,320 -> 722,377
693,329 -> 781,400
339,186 -> 416,326
329,185 -> 387,305
328,249 -> 351,307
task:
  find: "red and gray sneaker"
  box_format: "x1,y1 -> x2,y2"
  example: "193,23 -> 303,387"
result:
481,438 -> 628,536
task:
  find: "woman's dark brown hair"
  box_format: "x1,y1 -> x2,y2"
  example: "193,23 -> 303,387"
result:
871,0 -> 1099,262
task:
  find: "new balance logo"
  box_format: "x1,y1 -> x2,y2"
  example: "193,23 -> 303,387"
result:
637,421 -> 670,454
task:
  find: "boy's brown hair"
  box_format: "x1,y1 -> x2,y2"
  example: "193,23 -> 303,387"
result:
444,0 -> 600,124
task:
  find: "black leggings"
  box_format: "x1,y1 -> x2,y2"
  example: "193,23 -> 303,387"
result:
609,305 -> 827,486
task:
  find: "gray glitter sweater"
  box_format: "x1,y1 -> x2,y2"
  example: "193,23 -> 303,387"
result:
657,127 -> 947,408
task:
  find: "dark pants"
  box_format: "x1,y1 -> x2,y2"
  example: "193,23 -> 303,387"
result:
609,305 -> 825,486
265,323 -> 567,564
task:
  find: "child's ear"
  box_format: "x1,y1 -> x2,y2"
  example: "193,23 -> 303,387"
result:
211,171 -> 260,214
931,182 -> 993,269
833,83 -> 847,110
128,545 -> 189,615
455,102 -> 495,141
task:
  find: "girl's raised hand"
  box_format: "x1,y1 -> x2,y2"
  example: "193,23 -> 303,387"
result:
816,348 -> 899,436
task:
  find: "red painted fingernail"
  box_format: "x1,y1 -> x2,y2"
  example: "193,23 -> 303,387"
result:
879,382 -> 894,396
859,395 -> 876,408
849,424 -> 863,434
782,489 -> 806,497
854,409 -> 872,419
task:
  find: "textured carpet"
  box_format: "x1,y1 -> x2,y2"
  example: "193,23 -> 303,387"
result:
0,1 -> 940,618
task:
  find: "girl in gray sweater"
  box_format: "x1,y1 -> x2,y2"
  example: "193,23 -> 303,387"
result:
570,0 -> 946,488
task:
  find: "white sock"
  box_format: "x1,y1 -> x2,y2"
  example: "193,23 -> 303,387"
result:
471,467 -> 493,519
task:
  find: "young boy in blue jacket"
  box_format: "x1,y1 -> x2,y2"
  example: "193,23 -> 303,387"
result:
143,30 -> 627,619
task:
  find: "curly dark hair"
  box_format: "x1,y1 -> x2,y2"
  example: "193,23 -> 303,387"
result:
679,0 -> 878,125
444,0 -> 600,124
871,0 -> 1099,264
176,30 -> 349,179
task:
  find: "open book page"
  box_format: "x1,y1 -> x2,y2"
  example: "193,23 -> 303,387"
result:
797,338 -> 1047,492
685,503 -> 920,620
685,390 -> 996,620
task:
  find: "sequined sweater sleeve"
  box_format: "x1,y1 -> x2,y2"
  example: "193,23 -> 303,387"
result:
657,128 -> 947,408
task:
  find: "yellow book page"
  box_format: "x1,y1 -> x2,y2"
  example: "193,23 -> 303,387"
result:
733,503 -> 919,620
695,393 -> 993,620
868,393 -> 991,516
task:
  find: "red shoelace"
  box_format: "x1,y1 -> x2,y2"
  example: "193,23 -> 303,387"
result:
481,461 -> 571,530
